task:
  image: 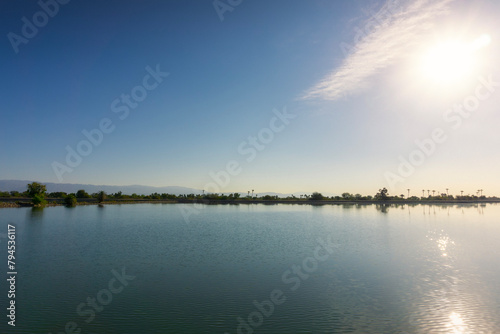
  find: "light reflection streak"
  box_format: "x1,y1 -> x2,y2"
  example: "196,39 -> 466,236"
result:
447,311 -> 467,333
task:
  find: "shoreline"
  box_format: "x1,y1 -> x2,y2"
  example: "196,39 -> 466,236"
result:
1,197 -> 499,208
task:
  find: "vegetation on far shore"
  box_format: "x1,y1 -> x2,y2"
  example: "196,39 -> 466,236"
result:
0,183 -> 498,208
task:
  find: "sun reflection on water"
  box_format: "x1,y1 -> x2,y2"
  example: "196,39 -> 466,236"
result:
437,236 -> 455,257
447,312 -> 467,333
426,230 -> 456,257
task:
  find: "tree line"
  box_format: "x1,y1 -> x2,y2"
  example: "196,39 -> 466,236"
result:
0,183 -> 495,208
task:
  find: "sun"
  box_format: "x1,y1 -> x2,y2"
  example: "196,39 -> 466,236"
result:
420,34 -> 491,85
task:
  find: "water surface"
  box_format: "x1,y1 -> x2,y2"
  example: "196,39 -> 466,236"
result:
1,203 -> 500,333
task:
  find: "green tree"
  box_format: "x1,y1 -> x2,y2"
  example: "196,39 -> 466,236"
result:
375,188 -> 389,200
32,194 -> 47,207
97,191 -> 106,203
310,192 -> 324,200
150,192 -> 161,200
76,189 -> 91,198
342,192 -> 353,200
27,182 -> 47,197
27,182 -> 47,206
64,194 -> 77,207
48,192 -> 67,198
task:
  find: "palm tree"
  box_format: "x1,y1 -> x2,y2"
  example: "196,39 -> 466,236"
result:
480,189 -> 483,197
446,188 -> 449,196
407,189 -> 410,198
432,190 -> 436,196
251,189 -> 254,198
427,190 -> 430,197
461,190 -> 464,197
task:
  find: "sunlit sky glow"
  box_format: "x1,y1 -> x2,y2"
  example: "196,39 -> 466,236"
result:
1,0 -> 499,196
420,34 -> 491,84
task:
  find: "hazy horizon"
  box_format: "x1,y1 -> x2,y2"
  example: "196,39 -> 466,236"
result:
2,0 -> 499,196
0,179 -> 496,199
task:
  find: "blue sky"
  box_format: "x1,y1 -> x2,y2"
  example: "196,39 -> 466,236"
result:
1,0 -> 499,196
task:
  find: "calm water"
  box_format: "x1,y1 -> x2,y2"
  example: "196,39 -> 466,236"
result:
1,203 -> 500,333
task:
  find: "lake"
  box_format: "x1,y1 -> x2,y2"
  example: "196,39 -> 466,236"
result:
1,203 -> 500,333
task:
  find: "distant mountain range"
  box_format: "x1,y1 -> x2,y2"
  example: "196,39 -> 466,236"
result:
0,180 -> 202,196
0,180 -> 314,197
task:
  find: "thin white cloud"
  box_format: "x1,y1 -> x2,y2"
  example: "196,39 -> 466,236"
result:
302,0 -> 455,100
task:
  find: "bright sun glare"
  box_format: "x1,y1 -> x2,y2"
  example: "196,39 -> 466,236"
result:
421,34 -> 491,84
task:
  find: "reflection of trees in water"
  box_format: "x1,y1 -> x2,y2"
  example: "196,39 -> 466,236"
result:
342,202 -> 496,216
412,203 -> 494,216
376,204 -> 390,213
375,203 -> 419,214
30,207 -> 44,219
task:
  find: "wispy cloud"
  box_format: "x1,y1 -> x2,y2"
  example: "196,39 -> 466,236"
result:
302,0 -> 455,101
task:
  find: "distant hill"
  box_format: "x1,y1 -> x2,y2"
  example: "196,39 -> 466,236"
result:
0,180 -> 335,197
0,180 -> 202,196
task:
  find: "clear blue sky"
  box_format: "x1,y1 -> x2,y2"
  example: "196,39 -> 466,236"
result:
1,0 -> 499,196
